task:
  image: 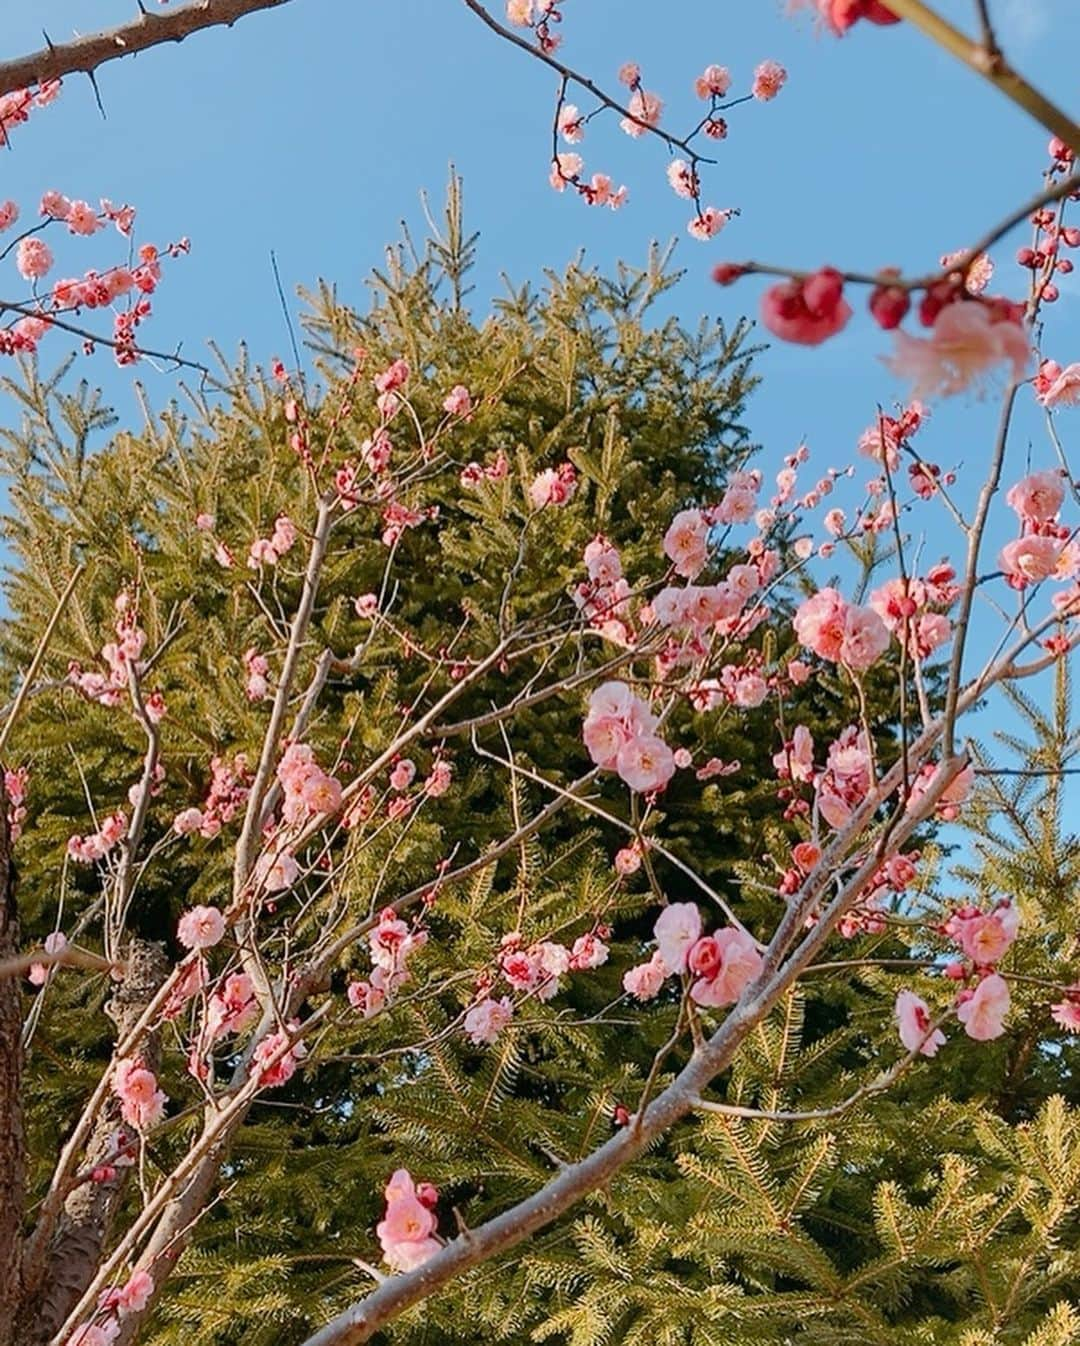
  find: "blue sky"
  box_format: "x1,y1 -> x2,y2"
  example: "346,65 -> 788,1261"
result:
1,0 -> 1079,785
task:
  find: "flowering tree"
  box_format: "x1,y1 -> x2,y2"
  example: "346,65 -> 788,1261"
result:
0,3 -> 1079,1346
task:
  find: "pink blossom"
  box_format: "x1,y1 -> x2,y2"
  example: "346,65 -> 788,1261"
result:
663,508 -> 709,579
254,850 -> 300,893
68,1324 -> 119,1346
177,905 -> 225,951
464,996 -> 514,1045
506,0 -> 533,24
39,190 -> 70,220
895,990 -> 946,1056
653,902 -> 702,975
688,207 -> 731,241
16,237 -> 53,281
206,973 -> 258,1039
999,535 -> 1062,585
424,760 -> 453,797
570,932 -> 610,970
252,1023 -> 308,1087
689,927 -> 763,1007
528,462 -> 577,508
442,384 -> 473,417
666,159 -> 699,200
761,268 -> 851,346
953,905 -> 1019,966
956,973 -> 1010,1041
347,979 -> 385,1018
354,592 -> 379,618
888,300 -> 1029,399
694,64 -> 731,99
751,61 -> 787,101
1036,360 -> 1080,408
616,734 -> 676,793
549,152 -> 583,190
623,951 -> 669,1000
793,587 -> 847,661
618,62 -> 641,87
0,200 -> 18,231
620,88 -> 663,137
374,359 -> 410,394
557,103 -> 585,143
66,199 -> 102,235
1050,987 -> 1080,1033
614,846 -> 642,876
839,604 -> 890,672
377,1169 -> 441,1273
105,1268 -> 155,1317
1006,470 -> 1065,523
112,1059 -> 167,1130
390,759 -> 416,791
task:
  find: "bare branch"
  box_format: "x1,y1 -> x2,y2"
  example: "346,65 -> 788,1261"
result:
0,0 -> 298,100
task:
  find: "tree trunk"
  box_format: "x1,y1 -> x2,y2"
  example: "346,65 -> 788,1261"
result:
0,781 -> 24,1346
17,939 -> 168,1345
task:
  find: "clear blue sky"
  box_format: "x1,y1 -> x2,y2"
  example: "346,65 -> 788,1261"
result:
2,0 -> 1079,776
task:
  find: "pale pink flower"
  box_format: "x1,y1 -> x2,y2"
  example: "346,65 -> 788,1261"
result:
583,713 -> 631,770
255,850 -> 300,893
623,951 -> 669,1000
66,199 -> 102,235
1006,469 -> 1065,523
954,907 -> 1018,966
653,902 -> 702,975
957,973 -> 1010,1041
794,587 -> 848,661
0,200 -> 18,231
377,1169 -> 441,1272
666,159 -> 699,200
112,1059 -> 166,1130
390,759 -> 417,791
694,64 -> 731,99
618,62 -> 641,87
69,1324 -> 119,1346
838,604 -> 890,672
39,190 -> 70,220
506,0 -> 533,24
1038,361 -> 1080,408
16,237 -> 52,281
558,103 -> 585,143
549,152 -> 583,191
614,846 -> 642,876
570,933 -> 609,970
112,1268 -> 154,1317
620,88 -> 663,137
663,508 -> 709,579
177,905 -> 225,951
424,760 -> 453,797
752,61 -> 787,101
442,384 -> 472,417
206,973 -> 258,1039
999,535 -> 1061,585
888,302 -> 1029,399
1050,987 -> 1080,1033
895,990 -> 946,1056
464,996 -> 513,1045
940,248 -> 994,294
689,927 -> 763,1007
252,1023 -> 307,1087
688,207 -> 731,241
616,733 -> 676,792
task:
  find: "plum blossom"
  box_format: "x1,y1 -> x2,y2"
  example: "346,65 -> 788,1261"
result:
653,902 -> 702,975
112,1058 -> 167,1130
252,1022 -> 308,1087
623,951 -> 669,1000
464,996 -> 514,1045
751,60 -> 787,100
999,535 -> 1062,586
177,905 -> 225,951
794,588 -> 888,672
1050,986 -> 1080,1033
377,1169 -> 441,1272
688,927 -> 763,1007
1006,469 -> 1065,523
583,681 -> 675,792
620,88 -> 663,137
694,64 -> 731,99
528,462 -> 577,509
888,300 -> 1029,399
663,508 -> 710,579
956,973 -> 1010,1041
1035,359 -> 1080,408
895,990 -> 946,1056
16,237 -> 53,281
688,207 -> 731,241
761,268 -> 851,346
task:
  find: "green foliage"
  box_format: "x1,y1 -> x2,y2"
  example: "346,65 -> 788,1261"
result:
4,180 -> 1078,1345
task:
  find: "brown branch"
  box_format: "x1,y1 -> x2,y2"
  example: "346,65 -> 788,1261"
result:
0,0 -> 298,99
0,780 -> 23,1346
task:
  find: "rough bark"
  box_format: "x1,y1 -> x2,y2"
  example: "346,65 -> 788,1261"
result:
0,0 -> 297,101
0,782 -> 24,1346
17,940 -> 168,1345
